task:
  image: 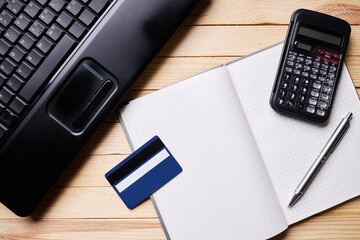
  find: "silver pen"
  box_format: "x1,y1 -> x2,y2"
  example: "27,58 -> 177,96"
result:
288,112 -> 353,208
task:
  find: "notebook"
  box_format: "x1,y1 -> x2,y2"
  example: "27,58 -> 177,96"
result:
119,43 -> 360,239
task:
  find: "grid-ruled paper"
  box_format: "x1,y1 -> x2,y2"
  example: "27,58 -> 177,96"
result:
226,43 -> 360,224
120,66 -> 287,239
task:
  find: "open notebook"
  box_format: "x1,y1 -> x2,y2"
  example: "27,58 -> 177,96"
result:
119,43 -> 360,239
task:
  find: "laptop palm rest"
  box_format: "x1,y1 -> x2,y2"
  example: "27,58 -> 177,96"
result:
48,59 -> 117,133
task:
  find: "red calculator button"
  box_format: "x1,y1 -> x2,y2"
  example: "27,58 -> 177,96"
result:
325,51 -> 332,56
324,57 -> 330,62
333,53 -> 340,58
331,59 -> 338,65
318,49 -> 324,54
316,55 -> 322,60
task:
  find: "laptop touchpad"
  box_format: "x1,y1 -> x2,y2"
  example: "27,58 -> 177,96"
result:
48,59 -> 117,133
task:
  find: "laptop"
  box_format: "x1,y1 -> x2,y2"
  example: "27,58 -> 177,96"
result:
0,0 -> 199,217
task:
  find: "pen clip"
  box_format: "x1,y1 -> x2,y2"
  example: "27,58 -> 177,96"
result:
330,123 -> 350,154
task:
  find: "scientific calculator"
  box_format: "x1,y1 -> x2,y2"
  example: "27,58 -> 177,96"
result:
270,9 -> 351,123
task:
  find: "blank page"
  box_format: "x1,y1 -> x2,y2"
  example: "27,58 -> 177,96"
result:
227,43 -> 360,224
120,66 -> 287,239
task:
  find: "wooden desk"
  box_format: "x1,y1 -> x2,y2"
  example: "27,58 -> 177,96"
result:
1,0 -> 360,239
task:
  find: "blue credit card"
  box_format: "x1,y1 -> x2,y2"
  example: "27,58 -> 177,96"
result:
105,136 -> 182,209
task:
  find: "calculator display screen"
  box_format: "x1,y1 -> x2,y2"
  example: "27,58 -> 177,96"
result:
298,26 -> 342,46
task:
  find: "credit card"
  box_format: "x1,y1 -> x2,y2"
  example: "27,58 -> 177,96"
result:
105,136 -> 182,209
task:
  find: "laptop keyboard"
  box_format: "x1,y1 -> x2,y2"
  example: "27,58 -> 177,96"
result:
0,0 -> 113,144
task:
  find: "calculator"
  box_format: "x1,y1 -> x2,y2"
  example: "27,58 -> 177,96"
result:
270,9 -> 351,123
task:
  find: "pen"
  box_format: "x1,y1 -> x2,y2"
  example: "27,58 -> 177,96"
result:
288,112 -> 353,208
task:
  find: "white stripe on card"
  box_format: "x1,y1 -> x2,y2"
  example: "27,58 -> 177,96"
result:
115,148 -> 170,193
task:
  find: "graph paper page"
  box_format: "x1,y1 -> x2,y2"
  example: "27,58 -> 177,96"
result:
120,66 -> 287,239
226,43 -> 360,224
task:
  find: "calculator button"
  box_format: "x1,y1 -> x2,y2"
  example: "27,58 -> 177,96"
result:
310,74 -> 317,80
316,109 -> 326,116
289,92 -> 296,100
333,53 -> 340,58
313,62 -> 320,68
318,76 -> 325,82
293,69 -> 300,75
324,57 -> 330,63
331,59 -> 338,65
287,61 -> 294,66
296,102 -> 304,109
322,86 -> 332,92
295,63 -> 302,69
326,80 -> 334,86
297,57 -> 304,62
320,70 -> 327,75
284,73 -> 291,81
306,106 -> 316,113
311,90 -> 320,97
303,78 -> 311,86
279,89 -> 287,97
277,97 -> 285,105
321,64 -> 328,70
298,94 -> 306,102
291,84 -> 299,91
316,55 -> 322,60
304,66 -> 311,71
287,100 -> 295,107
285,67 -> 292,73
327,73 -> 335,79
281,81 -> 289,89
293,76 -> 301,83
288,55 -> 296,61
318,49 -> 324,54
301,87 -> 308,94
313,81 -> 321,89
305,59 -> 312,65
320,94 -> 330,101
318,102 -> 328,109
311,68 -> 319,74
325,51 -> 332,56
329,66 -> 337,72
302,72 -> 309,77
309,97 -> 317,105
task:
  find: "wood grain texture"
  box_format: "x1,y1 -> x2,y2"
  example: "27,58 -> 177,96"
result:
1,0 -> 360,239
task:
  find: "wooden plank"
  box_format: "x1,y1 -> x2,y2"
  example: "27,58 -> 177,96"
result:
158,26 -> 360,57
0,187 -> 157,219
133,57 -> 360,90
0,219 -> 165,240
185,0 -> 360,25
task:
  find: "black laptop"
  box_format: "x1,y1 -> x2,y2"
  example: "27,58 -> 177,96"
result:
0,0 -> 199,217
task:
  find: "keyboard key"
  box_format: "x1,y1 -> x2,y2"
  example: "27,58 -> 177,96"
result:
0,109 -> 18,128
19,33 -> 35,50
26,48 -> 44,66
316,109 -> 325,116
49,0 -> 66,13
9,45 -> 26,63
36,36 -> 54,54
39,8 -> 56,25
89,0 -> 109,14
6,75 -> 23,92
69,21 -> 86,39
46,23 -> 63,41
36,0 -> 48,6
14,14 -> 31,31
306,106 -> 315,114
67,0 -> 83,16
4,26 -> 21,43
7,0 -> 24,15
0,10 -> 15,28
79,9 -> 95,26
24,2 -> 41,18
309,97 -> 317,106
0,72 -> 7,85
29,20 -> 46,38
0,87 -> 14,104
0,58 -> 16,75
9,97 -> 27,114
16,61 -> 33,79
0,38 -> 11,56
56,11 -> 73,29
20,34 -> 76,102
